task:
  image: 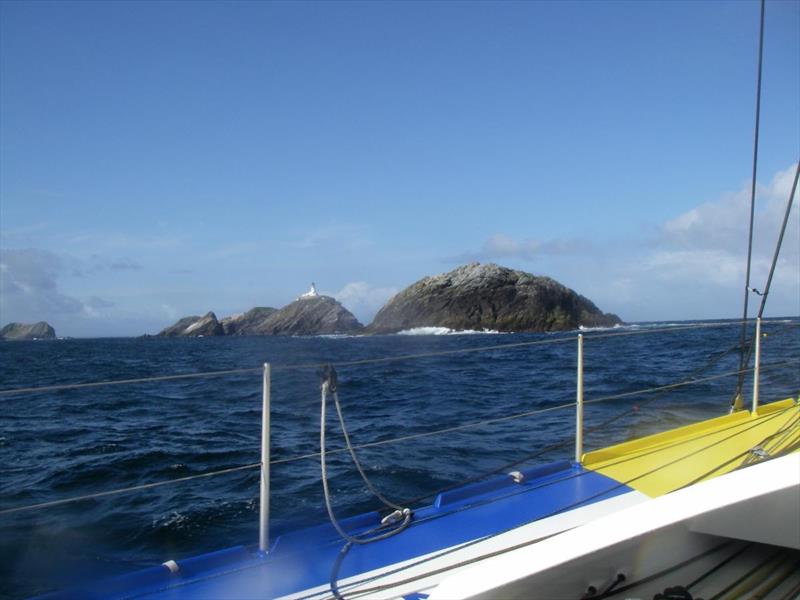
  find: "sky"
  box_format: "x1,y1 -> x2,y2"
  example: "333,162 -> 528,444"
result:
1,0 -> 798,337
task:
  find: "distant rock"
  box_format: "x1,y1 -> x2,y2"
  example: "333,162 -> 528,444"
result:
253,295 -> 363,335
157,312 -> 225,337
368,263 -> 621,333
0,321 -> 56,341
153,297 -> 361,337
220,307 -> 277,335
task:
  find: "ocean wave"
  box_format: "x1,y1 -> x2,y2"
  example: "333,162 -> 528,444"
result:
311,333 -> 360,339
577,324 -> 626,332
396,326 -> 505,336
578,320 -> 745,333
632,321 -> 737,329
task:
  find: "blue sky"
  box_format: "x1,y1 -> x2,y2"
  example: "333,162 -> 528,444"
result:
1,0 -> 798,337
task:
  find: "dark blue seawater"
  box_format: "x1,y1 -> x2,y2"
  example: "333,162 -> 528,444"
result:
1,320 -> 798,598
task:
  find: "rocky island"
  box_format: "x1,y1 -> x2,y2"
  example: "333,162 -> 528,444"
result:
155,284 -> 363,337
153,267 -> 621,337
156,312 -> 225,337
368,263 -> 621,333
0,321 -> 57,340
249,295 -> 363,336
220,307 -> 277,335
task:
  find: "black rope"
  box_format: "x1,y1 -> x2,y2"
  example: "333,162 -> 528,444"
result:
706,548 -> 783,600
601,541 -> 738,598
684,543 -> 753,592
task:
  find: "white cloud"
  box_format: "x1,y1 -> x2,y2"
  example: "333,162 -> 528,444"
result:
453,234 -> 592,263
161,304 -> 179,320
327,281 -> 398,324
653,163 -> 799,290
0,248 -> 115,323
447,163 -> 798,321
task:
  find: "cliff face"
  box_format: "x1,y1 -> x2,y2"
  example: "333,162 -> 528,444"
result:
253,296 -> 363,335
155,298 -> 362,337
0,321 -> 56,340
220,307 -> 277,335
157,312 -> 225,337
368,263 -> 621,333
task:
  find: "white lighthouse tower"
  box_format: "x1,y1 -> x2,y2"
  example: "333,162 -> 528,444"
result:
299,282 -> 318,299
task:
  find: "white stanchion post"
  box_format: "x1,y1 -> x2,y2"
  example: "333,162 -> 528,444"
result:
576,334 -> 584,464
752,318 -> 761,414
259,363 -> 271,553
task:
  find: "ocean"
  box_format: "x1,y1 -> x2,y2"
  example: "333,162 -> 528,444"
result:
1,319 -> 798,598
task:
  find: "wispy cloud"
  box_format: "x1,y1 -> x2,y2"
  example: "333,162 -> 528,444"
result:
290,223 -> 372,252
451,234 -> 593,263
651,163 -> 799,287
326,281 -> 398,323
110,259 -> 143,271
0,248 -> 114,322
661,164 -> 798,254
446,163 -> 798,320
0,222 -> 50,243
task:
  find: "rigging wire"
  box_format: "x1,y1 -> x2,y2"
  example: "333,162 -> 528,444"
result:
0,462 -> 261,516
735,161 -> 800,390
735,0 -> 767,407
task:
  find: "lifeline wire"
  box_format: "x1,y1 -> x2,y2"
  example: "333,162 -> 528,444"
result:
273,358 -> 798,469
111,403 -> 797,600
322,403 -> 798,600
0,319 -> 755,397
0,462 -> 260,516
1,360 -> 795,517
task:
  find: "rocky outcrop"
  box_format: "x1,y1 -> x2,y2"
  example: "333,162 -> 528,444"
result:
220,307 -> 277,335
157,312 -> 225,337
154,298 -> 361,337
0,321 -> 56,340
368,263 -> 621,333
252,295 -> 363,335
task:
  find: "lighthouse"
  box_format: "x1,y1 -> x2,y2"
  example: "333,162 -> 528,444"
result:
299,282 -> 318,299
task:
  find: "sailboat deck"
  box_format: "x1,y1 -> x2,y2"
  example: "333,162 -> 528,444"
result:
584,397 -> 799,497
40,397 -> 799,600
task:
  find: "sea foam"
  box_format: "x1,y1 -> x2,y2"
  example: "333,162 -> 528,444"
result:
396,326 -> 504,336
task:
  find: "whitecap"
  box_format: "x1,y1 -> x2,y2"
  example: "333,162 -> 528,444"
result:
577,323 -> 627,332
396,327 -> 505,336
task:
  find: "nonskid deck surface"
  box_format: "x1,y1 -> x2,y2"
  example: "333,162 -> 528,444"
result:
584,398 -> 799,496
40,398 -> 799,600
